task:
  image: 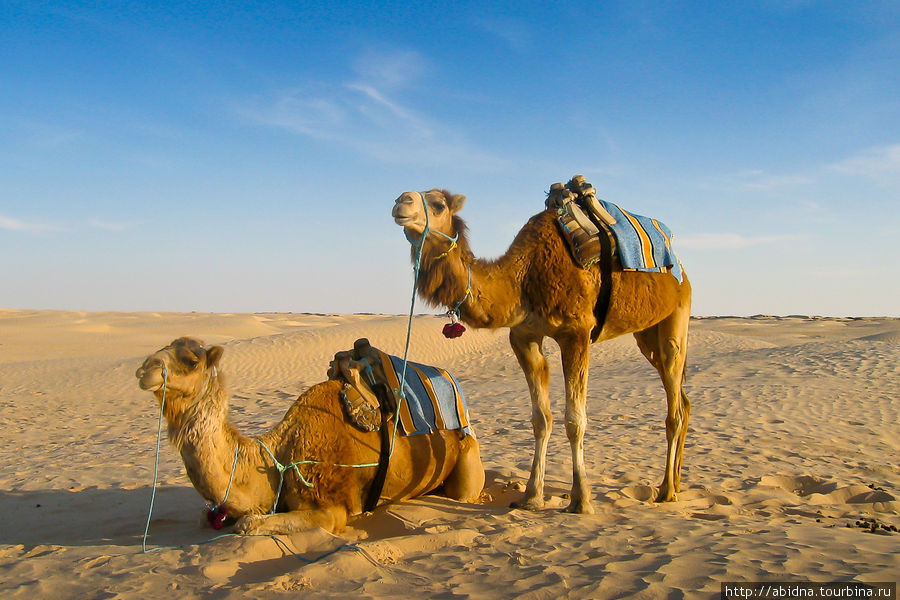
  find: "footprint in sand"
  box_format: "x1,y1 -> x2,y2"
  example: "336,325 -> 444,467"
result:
758,474 -> 896,505
620,485 -> 656,502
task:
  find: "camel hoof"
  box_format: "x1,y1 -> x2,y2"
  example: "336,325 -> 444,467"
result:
562,501 -> 595,515
234,514 -> 266,534
654,489 -> 677,503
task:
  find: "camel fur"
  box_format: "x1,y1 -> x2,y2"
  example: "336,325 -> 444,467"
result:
135,337 -> 484,535
392,180 -> 692,512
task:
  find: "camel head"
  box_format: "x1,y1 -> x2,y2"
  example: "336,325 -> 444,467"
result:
136,337 -> 224,401
392,189 -> 466,241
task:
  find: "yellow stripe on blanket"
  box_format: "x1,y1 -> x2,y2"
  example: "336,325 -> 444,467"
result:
440,367 -> 470,430
375,352 -> 473,437
410,364 -> 446,430
378,351 -> 417,435
620,208 -> 656,269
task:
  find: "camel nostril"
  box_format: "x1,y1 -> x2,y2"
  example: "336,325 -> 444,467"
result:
137,357 -> 166,380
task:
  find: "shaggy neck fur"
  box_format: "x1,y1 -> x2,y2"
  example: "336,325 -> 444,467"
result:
414,212 -> 554,329
155,371 -> 273,510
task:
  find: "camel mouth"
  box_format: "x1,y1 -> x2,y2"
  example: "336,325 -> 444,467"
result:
391,203 -> 419,227
136,363 -> 166,392
137,374 -> 164,392
392,209 -> 423,232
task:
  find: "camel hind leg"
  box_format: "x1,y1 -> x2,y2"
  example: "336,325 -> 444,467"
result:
443,434 -> 485,503
634,303 -> 691,502
557,328 -> 595,514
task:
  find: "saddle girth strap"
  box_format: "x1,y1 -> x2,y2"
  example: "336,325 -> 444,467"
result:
589,217 -> 614,342
363,382 -> 394,512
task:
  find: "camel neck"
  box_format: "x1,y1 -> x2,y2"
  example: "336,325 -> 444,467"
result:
415,230 -> 526,329
162,375 -> 261,508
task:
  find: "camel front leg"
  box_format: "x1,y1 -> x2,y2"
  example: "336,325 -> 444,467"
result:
234,505 -> 349,535
557,330 -> 595,514
509,327 -> 551,511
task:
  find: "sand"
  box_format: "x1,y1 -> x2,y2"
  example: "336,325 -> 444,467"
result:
0,309 -> 897,598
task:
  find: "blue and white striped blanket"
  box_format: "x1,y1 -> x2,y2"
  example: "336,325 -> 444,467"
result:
378,353 -> 472,437
596,199 -> 683,283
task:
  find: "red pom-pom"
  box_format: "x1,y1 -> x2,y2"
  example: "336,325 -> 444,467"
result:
207,506 -> 228,529
442,322 -> 466,338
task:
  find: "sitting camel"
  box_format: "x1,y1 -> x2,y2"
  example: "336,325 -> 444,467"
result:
135,337 -> 484,534
392,178 -> 692,512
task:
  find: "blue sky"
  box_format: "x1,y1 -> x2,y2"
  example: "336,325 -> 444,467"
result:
1,1 -> 898,316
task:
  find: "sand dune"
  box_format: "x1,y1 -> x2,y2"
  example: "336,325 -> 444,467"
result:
0,310 -> 897,598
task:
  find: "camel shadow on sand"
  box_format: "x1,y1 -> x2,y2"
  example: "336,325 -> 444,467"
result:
0,485 -> 206,548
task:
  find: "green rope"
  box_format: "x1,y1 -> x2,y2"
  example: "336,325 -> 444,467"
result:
388,192 -> 436,456
208,445 -> 240,511
256,438 -> 313,514
450,263 -> 473,318
141,194 -> 435,553
141,367 -> 168,554
141,370 -> 362,563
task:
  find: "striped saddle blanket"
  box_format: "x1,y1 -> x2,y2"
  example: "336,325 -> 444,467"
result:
378,354 -> 472,437
596,199 -> 683,283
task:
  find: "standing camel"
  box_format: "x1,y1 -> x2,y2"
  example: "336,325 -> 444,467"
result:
391,183 -> 691,512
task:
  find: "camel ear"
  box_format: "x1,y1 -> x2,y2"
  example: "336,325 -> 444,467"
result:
207,345 -> 224,368
447,193 -> 466,214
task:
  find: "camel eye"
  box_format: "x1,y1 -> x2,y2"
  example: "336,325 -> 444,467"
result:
431,202 -> 446,214
176,347 -> 201,369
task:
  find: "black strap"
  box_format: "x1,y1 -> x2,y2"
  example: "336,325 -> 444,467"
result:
363,382 -> 394,512
587,215 -> 614,342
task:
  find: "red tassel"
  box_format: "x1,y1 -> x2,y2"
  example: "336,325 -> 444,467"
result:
206,506 -> 229,530
442,322 -> 466,338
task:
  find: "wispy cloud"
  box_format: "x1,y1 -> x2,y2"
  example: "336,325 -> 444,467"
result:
344,83 -> 434,138
676,233 -> 805,250
0,214 -> 62,233
351,49 -> 427,89
472,16 -> 532,52
828,144 -> 900,184
702,169 -> 813,192
235,49 -> 510,170
88,218 -> 133,232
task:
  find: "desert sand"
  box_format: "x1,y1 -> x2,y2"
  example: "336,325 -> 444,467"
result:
0,309 -> 897,598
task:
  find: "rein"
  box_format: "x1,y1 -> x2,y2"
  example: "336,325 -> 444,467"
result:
140,194 -> 442,551
404,191 -> 472,323
142,367 -> 168,553
403,192 -> 459,251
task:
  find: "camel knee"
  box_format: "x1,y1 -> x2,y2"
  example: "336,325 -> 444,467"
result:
531,407 -> 552,437
662,338 -> 683,371
564,413 -> 586,443
665,413 -> 685,439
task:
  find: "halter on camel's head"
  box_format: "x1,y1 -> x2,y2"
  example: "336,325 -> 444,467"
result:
135,337 -> 222,401
394,192 -> 459,256
392,190 -> 472,338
